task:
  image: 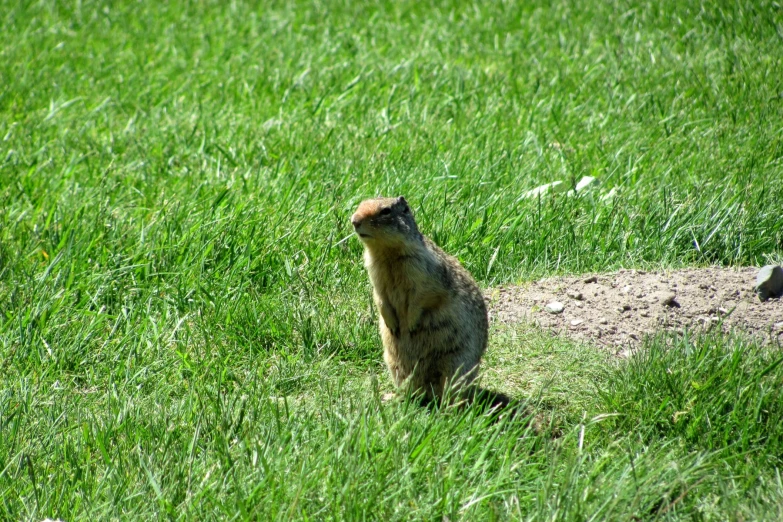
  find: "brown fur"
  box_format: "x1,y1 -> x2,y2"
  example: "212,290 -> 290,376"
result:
351,196 -> 488,402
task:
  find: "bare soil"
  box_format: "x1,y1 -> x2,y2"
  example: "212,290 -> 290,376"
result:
487,267 -> 783,355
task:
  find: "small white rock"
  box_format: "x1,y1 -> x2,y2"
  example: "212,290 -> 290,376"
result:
521,181 -> 566,199
755,265 -> 783,301
545,301 -> 565,314
575,176 -> 598,192
600,187 -> 619,202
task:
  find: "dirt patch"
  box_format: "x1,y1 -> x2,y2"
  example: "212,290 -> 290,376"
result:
487,267 -> 783,355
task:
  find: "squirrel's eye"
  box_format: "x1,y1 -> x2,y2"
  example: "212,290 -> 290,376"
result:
402,206 -> 409,214
380,208 -> 392,216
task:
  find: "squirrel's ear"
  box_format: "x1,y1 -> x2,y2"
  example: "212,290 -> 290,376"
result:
397,196 -> 407,205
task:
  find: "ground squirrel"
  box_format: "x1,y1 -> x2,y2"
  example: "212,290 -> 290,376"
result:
351,196 -> 489,403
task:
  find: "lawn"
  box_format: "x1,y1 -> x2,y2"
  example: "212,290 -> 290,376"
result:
1,0 -> 783,519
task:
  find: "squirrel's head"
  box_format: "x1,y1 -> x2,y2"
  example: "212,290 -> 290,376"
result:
351,196 -> 421,248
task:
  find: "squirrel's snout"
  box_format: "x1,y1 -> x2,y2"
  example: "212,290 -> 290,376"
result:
351,214 -> 372,239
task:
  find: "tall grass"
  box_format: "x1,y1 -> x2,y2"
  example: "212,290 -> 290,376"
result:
1,0 -> 782,519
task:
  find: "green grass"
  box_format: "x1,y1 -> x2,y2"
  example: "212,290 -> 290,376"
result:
1,0 -> 783,519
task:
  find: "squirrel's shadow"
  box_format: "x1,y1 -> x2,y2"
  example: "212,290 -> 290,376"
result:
409,386 -> 558,435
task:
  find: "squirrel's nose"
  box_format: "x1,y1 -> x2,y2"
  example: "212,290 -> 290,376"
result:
351,214 -> 362,229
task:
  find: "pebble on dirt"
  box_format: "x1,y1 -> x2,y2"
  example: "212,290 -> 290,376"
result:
545,301 -> 565,314
661,293 -> 679,307
755,265 -> 783,301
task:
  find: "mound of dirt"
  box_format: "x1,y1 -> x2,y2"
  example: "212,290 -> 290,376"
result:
487,267 -> 783,355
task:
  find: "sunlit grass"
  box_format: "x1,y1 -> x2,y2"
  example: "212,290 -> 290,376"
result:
1,0 -> 782,519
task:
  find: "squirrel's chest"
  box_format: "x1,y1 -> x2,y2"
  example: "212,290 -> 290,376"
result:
367,258 -> 425,300
370,264 -> 414,297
